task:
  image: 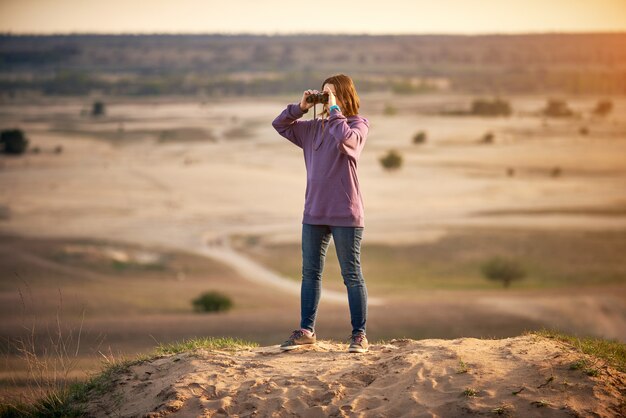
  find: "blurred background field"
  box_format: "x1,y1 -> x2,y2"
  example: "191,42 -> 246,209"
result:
1,22 -> 626,406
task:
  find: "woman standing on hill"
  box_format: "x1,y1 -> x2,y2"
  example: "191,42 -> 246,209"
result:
271,74 -> 370,353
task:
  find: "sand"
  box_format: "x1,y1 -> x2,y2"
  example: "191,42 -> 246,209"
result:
1,94 -> 626,250
82,334 -> 625,417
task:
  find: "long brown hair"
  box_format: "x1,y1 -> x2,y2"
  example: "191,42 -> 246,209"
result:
319,74 -> 360,122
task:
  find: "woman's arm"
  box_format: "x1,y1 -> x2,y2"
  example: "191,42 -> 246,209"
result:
272,90 -> 319,149
271,103 -> 310,149
327,108 -> 369,160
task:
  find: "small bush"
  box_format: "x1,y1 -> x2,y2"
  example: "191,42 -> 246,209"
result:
412,131 -> 427,144
480,131 -> 495,144
1,129 -> 29,154
383,103 -> 397,116
390,80 -> 433,94
481,256 -> 527,288
592,99 -> 613,117
192,291 -> 233,313
91,101 -> 106,117
542,99 -> 574,118
470,97 -> 512,116
379,149 -> 403,171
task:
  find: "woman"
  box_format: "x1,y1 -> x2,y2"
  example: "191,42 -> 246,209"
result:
271,74 -> 370,353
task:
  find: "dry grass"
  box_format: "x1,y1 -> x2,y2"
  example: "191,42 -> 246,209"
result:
235,228 -> 626,293
1,290 -> 87,416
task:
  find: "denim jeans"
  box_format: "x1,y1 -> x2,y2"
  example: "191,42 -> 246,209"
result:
300,223 -> 368,336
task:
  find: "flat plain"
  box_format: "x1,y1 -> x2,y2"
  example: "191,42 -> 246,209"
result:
1,92 -> 625,401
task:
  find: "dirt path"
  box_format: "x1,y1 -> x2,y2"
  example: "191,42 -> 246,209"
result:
191,232 -> 384,306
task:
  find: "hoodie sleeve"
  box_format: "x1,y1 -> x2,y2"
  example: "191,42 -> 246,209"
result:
327,108 -> 368,160
271,103 -> 310,149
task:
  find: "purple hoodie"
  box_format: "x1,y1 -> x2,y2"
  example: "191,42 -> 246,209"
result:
272,103 -> 369,227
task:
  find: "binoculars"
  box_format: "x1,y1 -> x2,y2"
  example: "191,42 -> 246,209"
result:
306,92 -> 329,104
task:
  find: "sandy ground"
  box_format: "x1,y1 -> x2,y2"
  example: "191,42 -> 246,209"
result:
1,93 -> 625,249
82,334 -> 625,417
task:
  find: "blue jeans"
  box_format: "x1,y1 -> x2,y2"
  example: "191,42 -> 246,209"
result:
300,223 -> 368,336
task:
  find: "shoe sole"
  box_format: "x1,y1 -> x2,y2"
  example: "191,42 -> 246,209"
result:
280,342 -> 316,351
279,345 -> 300,351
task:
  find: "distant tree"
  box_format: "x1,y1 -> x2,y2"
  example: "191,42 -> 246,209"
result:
192,291 -> 233,313
91,101 -> 106,117
481,256 -> 527,288
0,129 -> 29,154
480,131 -> 495,144
383,103 -> 397,116
413,131 -> 427,144
390,80 -> 433,94
542,99 -> 573,118
379,150 -> 403,171
470,97 -> 512,116
592,99 -> 613,117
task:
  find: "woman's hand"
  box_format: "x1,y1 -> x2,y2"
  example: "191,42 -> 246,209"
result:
299,90 -> 319,112
322,85 -> 337,107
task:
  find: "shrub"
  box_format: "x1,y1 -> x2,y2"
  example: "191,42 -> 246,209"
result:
91,101 -> 106,117
1,129 -> 29,154
192,291 -> 233,313
480,131 -> 495,144
470,97 -> 512,116
481,256 -> 527,288
592,99 -> 613,117
383,103 -> 397,116
391,80 -> 428,94
412,131 -> 427,144
542,99 -> 573,118
379,149 -> 403,171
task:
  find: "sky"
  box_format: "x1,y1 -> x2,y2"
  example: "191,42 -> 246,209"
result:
0,0 -> 625,35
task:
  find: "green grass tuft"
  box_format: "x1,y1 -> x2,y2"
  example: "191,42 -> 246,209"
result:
527,328 -> 626,373
491,403 -> 513,415
1,336 -> 258,418
531,399 -> 550,408
569,359 -> 586,370
456,359 -> 469,374
462,387 -> 479,397
154,336 -> 258,355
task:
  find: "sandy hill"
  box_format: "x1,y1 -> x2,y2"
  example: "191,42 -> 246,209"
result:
79,334 -> 625,418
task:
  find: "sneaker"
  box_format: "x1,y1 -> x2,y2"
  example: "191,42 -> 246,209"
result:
279,329 -> 316,351
349,332 -> 369,353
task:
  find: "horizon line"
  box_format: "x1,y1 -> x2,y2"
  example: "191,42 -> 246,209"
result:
2,30 -> 626,37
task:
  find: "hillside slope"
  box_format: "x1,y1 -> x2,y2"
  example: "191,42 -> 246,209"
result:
81,334 -> 625,417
